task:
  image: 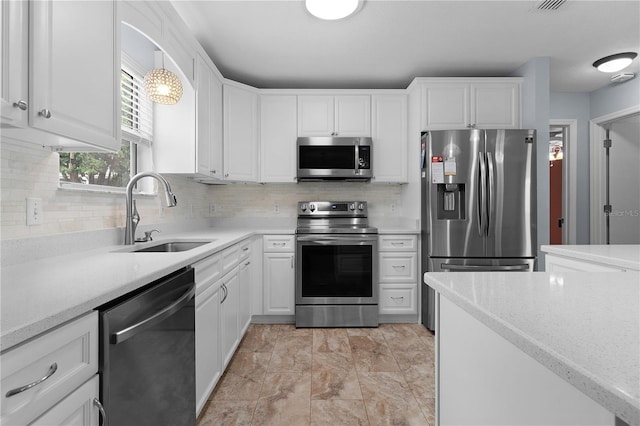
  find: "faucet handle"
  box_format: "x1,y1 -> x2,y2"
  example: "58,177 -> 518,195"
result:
145,229 -> 160,241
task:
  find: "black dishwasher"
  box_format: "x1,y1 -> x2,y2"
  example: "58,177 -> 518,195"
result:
98,267 -> 195,426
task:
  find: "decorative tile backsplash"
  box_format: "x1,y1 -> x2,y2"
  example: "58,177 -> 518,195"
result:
1,138 -> 405,240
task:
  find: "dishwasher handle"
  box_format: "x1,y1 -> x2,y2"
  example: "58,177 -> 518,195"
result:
110,283 -> 195,345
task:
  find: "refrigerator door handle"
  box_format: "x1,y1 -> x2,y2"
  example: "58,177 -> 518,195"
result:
477,152 -> 487,237
441,263 -> 531,271
486,151 -> 495,237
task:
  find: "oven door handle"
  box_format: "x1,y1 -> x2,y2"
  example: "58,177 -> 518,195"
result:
296,235 -> 378,243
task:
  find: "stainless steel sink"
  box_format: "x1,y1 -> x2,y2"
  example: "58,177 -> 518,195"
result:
114,239 -> 215,253
133,241 -> 211,252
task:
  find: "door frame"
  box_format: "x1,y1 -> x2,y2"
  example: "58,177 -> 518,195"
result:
589,105 -> 640,244
549,119 -> 577,245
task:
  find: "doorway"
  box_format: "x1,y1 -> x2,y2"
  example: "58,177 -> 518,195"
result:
590,107 -> 640,244
549,126 -> 567,244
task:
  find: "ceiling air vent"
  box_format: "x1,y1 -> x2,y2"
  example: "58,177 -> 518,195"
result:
536,0 -> 567,11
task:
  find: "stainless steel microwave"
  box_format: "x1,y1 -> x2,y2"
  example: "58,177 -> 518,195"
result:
296,137 -> 373,181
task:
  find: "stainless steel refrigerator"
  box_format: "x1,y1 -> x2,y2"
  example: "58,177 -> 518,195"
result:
421,129 -> 537,330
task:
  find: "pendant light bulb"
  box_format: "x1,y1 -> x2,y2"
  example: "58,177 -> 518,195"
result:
306,0 -> 359,20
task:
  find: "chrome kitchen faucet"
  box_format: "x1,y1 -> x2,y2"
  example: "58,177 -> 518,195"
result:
124,172 -> 177,245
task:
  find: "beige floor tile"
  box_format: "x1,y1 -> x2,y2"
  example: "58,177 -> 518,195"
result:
226,350 -> 273,379
310,400 -> 369,426
417,397 -> 436,426
313,328 -> 351,353
312,352 -> 362,400
380,323 -> 429,353
358,371 -> 429,426
239,324 -> 282,353
349,335 -> 400,372
278,324 -> 314,337
254,372 -> 312,426
211,371 -> 264,401
268,335 -> 313,372
198,400 -> 257,426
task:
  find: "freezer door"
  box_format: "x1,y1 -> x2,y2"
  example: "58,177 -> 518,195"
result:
425,130 -> 484,257
484,129 -> 537,258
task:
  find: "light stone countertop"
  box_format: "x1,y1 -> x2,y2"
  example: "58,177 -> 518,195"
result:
424,271 -> 640,426
541,244 -> 640,271
0,227 -> 293,353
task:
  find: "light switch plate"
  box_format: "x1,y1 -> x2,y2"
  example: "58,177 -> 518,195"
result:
26,197 -> 42,225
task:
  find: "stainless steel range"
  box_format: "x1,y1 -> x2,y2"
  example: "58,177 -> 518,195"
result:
295,201 -> 378,328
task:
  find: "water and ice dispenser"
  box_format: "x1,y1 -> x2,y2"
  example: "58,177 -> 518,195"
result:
436,183 -> 465,220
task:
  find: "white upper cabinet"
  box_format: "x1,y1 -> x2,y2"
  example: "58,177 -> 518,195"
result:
2,0 -> 120,151
371,94 -> 408,183
260,95 -> 297,182
298,95 -> 371,137
420,78 -> 521,130
196,54 -> 223,180
223,83 -> 259,181
0,0 -> 28,129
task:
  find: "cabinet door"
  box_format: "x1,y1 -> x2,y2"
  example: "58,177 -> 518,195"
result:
223,85 -> 258,181
196,54 -> 213,177
238,260 -> 252,335
471,83 -> 520,129
0,0 -> 28,128
210,72 -> 223,179
29,0 -> 120,151
371,94 -> 407,182
263,253 -> 295,315
220,271 -> 239,368
195,283 -> 221,415
30,376 -> 100,426
260,95 -> 297,182
334,95 -> 371,136
297,95 -> 334,136
421,83 -> 470,130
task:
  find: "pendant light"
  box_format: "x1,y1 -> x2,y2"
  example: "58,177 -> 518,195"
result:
592,52 -> 637,73
306,0 -> 360,20
143,52 -> 183,105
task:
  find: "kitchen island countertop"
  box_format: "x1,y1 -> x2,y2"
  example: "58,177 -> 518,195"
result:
541,244 -> 640,271
424,271 -> 640,425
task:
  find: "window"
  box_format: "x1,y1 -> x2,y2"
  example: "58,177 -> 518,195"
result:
59,53 -> 153,190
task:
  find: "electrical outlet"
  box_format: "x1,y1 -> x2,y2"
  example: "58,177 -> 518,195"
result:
26,197 -> 42,225
209,203 -> 216,215
189,203 -> 194,217
273,203 -> 280,214
159,206 -> 165,218
390,202 -> 396,212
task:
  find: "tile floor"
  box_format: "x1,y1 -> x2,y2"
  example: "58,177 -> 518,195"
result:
197,323 -> 436,426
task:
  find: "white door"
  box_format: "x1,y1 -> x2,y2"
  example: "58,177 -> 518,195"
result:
471,83 -> 520,128
297,95 -> 334,136
224,85 -> 258,181
608,113 -> 640,243
263,253 -> 295,315
334,95 -> 371,136
195,284 -> 221,414
421,83 -> 470,130
0,0 -> 28,128
371,94 -> 407,182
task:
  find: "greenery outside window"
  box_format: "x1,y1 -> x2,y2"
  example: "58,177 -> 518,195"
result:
59,53 -> 153,191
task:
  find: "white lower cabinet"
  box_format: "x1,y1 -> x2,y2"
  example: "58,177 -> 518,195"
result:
30,376 -> 100,426
0,312 -> 99,426
378,235 -> 419,316
195,280 -> 221,415
238,258 -> 252,335
263,235 -> 295,316
545,254 -> 628,273
220,269 -> 240,368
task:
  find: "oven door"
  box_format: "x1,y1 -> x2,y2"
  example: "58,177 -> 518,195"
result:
296,234 -> 378,305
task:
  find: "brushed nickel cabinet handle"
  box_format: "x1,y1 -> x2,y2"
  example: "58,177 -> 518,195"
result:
13,100 -> 27,110
6,363 -> 58,397
93,398 -> 107,425
39,109 -> 52,118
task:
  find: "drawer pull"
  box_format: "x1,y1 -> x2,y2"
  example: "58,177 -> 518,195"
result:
272,242 -> 286,247
391,242 -> 405,246
6,362 -> 58,397
93,398 -> 107,425
243,247 -> 249,252
390,296 -> 405,303
392,265 -> 406,270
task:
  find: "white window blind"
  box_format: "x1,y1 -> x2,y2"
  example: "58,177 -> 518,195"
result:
121,55 -> 153,145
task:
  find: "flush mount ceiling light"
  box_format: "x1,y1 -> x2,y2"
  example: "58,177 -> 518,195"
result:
143,52 -> 183,105
306,0 -> 360,20
592,52 -> 638,73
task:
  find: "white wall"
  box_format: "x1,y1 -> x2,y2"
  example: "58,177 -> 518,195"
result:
511,57 -> 551,269
590,77 -> 640,119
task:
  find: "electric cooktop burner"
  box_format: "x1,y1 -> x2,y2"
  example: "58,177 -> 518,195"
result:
295,201 -> 378,234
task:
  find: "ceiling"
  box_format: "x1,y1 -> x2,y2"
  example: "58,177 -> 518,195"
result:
170,0 -> 640,93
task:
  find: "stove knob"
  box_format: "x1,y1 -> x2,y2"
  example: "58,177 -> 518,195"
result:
309,203 -> 316,212
349,203 -> 356,211
358,203 -> 365,211
301,203 -> 308,212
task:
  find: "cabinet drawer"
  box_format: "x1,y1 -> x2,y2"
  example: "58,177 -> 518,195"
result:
1,312 -> 98,426
263,235 -> 295,252
193,252 -> 222,294
379,284 -> 417,314
379,252 -> 417,282
221,244 -> 240,275
378,235 -> 417,251
239,239 -> 252,261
